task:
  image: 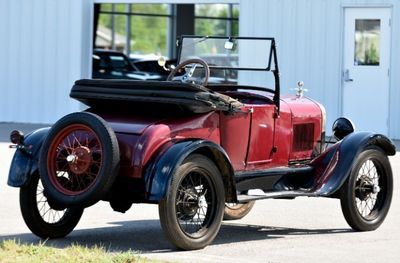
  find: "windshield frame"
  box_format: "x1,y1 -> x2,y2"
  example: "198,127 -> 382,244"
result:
176,35 -> 281,113
177,35 -> 277,71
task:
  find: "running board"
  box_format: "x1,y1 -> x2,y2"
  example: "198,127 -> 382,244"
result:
237,190 -> 316,203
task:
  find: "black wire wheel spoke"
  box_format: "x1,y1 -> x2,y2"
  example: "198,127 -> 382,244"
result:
159,154 -> 225,250
36,179 -> 67,224
353,159 -> 383,219
19,173 -> 84,239
340,146 -> 393,231
174,170 -> 214,237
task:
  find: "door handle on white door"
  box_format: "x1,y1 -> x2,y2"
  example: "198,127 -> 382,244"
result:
343,69 -> 354,82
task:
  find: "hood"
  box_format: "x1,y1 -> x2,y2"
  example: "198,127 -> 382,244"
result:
280,95 -> 324,160
280,95 -> 322,120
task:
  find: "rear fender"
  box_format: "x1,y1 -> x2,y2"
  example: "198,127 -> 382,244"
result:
7,128 -> 50,187
311,132 -> 395,196
144,140 -> 237,202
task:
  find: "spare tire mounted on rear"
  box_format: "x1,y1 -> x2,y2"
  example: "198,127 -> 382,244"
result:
39,112 -> 120,208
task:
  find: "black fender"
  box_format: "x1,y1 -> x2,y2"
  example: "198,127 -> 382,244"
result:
144,139 -> 237,202
310,132 -> 396,196
7,127 -> 50,187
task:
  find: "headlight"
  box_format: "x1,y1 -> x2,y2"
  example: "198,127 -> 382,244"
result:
332,117 -> 355,140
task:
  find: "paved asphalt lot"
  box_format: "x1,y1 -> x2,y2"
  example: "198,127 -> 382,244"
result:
0,123 -> 399,262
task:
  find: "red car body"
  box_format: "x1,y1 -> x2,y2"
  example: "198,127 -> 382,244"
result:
100,94 -> 323,177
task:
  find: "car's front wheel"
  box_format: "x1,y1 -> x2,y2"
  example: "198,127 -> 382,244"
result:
340,146 -> 393,231
159,154 -> 225,250
20,173 -> 83,239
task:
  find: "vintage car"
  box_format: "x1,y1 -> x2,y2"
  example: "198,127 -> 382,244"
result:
92,49 -> 163,81
8,36 -> 395,250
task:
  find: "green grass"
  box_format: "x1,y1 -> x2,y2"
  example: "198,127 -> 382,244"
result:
0,239 -> 152,263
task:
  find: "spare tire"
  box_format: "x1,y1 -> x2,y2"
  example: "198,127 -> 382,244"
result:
39,112 -> 119,208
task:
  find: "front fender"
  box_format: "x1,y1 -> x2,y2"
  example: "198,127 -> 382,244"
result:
310,132 -> 396,196
144,140 -> 236,202
7,127 -> 50,187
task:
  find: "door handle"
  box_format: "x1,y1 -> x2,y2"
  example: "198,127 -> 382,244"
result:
343,69 -> 353,82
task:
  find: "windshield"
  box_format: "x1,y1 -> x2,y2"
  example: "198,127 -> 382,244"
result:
178,36 -> 274,70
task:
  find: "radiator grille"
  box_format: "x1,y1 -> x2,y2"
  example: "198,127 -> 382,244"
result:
293,123 -> 315,152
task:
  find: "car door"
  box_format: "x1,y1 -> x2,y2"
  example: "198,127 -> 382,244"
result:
245,104 -> 275,170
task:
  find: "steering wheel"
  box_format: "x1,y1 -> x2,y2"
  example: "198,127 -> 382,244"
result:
167,58 -> 210,86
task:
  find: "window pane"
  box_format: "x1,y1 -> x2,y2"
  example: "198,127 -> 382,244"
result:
132,4 -> 169,15
232,4 -> 239,19
96,4 -> 170,56
232,21 -> 239,36
354,19 -> 380,66
195,4 -> 228,17
114,4 -> 126,12
96,14 -> 112,49
195,18 -> 228,36
130,16 -> 168,56
100,4 -> 112,12
96,14 -> 126,52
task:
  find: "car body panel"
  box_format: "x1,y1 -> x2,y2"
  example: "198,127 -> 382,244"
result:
144,139 -> 236,202
311,132 -> 396,196
7,128 -> 50,187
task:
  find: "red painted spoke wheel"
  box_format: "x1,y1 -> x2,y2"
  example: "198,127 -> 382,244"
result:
39,112 -> 119,208
47,124 -> 103,196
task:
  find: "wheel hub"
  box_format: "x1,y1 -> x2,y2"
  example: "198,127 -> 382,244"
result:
67,146 -> 92,174
180,189 -> 199,218
372,184 -> 381,194
356,179 -> 380,200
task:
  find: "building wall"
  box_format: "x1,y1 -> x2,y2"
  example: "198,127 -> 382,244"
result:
0,0 -> 93,124
239,0 -> 400,139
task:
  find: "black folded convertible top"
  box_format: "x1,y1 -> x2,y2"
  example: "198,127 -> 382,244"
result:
70,79 -> 242,113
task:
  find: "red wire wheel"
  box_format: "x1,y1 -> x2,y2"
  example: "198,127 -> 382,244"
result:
47,124 -> 102,195
39,112 -> 119,208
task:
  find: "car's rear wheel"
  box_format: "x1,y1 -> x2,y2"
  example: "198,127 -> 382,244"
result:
223,201 -> 255,220
340,146 -> 393,231
159,154 -> 225,250
39,112 -> 119,208
20,173 -> 83,239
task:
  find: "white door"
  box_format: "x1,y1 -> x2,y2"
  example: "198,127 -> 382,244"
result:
343,8 -> 391,134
